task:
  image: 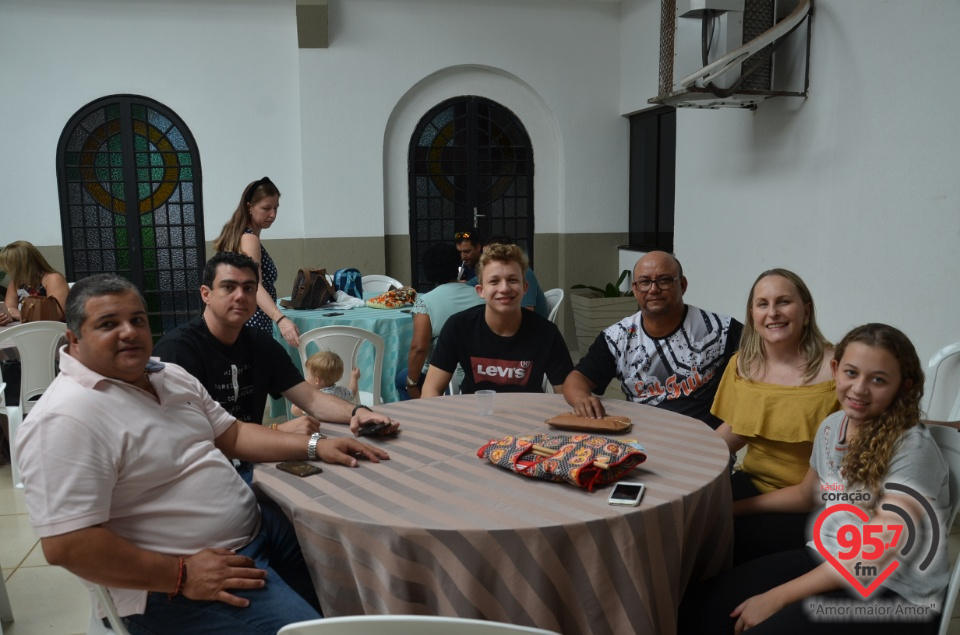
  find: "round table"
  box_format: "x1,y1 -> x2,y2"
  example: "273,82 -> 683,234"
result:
254,393 -> 732,635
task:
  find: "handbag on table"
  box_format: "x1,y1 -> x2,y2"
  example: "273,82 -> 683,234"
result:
20,295 -> 65,323
280,268 -> 333,310
477,432 -> 646,491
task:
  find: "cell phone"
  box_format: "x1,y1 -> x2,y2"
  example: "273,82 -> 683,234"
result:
358,421 -> 391,436
276,461 -> 323,477
323,312 -> 343,317
607,481 -> 645,506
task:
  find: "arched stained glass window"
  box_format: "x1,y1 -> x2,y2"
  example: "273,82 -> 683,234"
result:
408,96 -> 534,291
56,95 -> 204,339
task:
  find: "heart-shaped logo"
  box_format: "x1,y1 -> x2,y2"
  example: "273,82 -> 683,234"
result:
813,503 -> 899,598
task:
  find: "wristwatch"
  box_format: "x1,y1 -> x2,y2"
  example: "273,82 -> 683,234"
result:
306,432 -> 323,461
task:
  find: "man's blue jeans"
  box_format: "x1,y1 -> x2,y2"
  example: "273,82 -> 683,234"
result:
122,499 -> 321,634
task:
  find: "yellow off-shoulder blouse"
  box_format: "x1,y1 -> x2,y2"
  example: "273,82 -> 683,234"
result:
711,353 -> 840,493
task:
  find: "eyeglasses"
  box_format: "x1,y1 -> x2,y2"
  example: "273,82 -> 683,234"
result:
455,232 -> 472,239
632,276 -> 681,292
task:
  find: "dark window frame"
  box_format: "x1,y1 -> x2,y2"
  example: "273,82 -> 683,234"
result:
628,106 -> 676,253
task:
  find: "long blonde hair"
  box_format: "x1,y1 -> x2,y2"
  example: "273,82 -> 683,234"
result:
0,240 -> 59,290
738,268 -> 830,383
838,323 -> 924,497
212,177 -> 281,254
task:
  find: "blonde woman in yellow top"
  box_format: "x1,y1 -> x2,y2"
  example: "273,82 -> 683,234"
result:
711,268 -> 838,564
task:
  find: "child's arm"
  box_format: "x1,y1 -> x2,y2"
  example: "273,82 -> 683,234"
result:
732,467 -> 820,518
348,367 -> 360,399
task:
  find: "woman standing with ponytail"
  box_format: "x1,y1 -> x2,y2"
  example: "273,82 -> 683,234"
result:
213,177 -> 300,347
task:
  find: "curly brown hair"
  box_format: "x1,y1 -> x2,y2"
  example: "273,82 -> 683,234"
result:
838,323 -> 924,498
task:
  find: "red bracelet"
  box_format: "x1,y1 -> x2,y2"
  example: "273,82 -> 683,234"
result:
169,556 -> 187,599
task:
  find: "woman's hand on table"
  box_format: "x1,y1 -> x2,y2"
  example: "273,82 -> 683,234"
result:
277,416 -> 321,435
0,312 -> 13,326
318,437 -> 390,467
278,317 -> 301,348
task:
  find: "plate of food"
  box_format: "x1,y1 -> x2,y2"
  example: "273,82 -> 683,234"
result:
366,287 -> 417,309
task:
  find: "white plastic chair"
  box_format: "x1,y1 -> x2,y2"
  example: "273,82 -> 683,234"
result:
298,326 -> 385,406
85,583 -> 129,634
1,321 -> 66,488
929,424 -> 960,634
924,342 -> 960,422
544,288 -> 564,324
361,275 -> 403,293
0,564 -> 12,634
279,615 -> 560,635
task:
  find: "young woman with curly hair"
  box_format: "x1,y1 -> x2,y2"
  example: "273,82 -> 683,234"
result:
681,323 -> 949,635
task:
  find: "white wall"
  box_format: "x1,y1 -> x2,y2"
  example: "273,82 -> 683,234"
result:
299,0 -> 627,237
0,0 -> 306,241
619,0 -> 960,366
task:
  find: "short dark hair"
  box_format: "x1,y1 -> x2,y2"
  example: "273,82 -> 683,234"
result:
202,252 -> 260,288
65,274 -> 146,336
422,243 -> 461,285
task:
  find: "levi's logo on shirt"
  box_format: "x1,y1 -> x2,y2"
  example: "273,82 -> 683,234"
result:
471,357 -> 532,387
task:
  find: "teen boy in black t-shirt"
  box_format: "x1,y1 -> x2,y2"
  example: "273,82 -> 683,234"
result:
421,244 -> 573,396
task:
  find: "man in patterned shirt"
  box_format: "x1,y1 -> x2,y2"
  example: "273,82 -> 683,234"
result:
563,251 -> 742,429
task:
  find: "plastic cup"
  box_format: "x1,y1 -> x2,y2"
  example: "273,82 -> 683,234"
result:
476,390 -> 495,416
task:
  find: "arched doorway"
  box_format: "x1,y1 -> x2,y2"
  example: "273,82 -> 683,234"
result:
408,96 -> 534,290
56,94 -> 204,338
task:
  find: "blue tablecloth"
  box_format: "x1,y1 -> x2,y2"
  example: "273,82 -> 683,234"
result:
270,298 -> 414,416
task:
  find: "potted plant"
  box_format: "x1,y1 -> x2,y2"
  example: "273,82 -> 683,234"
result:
569,270 -> 638,356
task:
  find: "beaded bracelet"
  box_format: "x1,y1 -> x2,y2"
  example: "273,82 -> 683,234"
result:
169,556 -> 187,599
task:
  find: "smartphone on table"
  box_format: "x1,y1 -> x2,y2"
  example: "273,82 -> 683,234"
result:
276,461 -> 323,477
607,481 -> 645,507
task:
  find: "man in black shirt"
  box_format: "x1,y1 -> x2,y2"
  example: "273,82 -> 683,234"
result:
422,244 -> 573,396
155,253 -> 399,436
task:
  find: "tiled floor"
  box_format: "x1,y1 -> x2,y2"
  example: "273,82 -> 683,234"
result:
3,447 -> 960,634
0,463 -> 91,634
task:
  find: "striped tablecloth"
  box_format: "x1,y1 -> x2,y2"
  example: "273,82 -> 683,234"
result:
254,393 -> 732,635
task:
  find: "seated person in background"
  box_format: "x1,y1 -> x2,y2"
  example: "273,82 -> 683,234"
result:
292,351 -> 360,416
421,244 -> 573,396
679,324 -> 946,635
0,240 -> 70,324
17,273 -> 391,634
455,231 -> 482,281
396,242 -> 484,399
155,252 -> 399,437
711,268 -> 838,565
466,234 -> 549,318
563,251 -> 741,428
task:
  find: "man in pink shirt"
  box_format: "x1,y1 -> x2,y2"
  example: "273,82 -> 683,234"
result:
17,274 -> 389,634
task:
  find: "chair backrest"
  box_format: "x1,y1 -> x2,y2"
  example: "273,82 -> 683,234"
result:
86,583 -> 129,635
544,288 -> 564,324
298,326 -> 385,405
278,615 -> 560,635
924,342 -> 960,422
361,275 -> 403,293
4,321 -> 66,412
928,424 -> 960,635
